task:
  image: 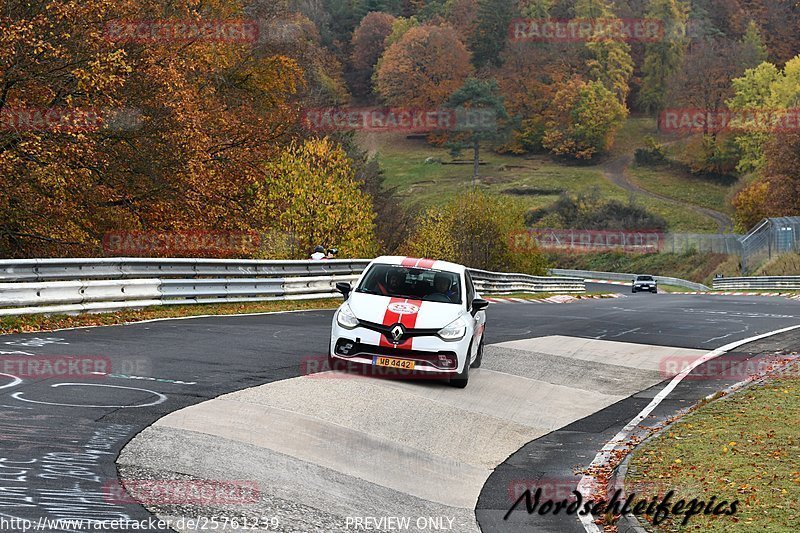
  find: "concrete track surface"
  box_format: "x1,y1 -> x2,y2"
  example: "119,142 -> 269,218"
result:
1,294 -> 799,532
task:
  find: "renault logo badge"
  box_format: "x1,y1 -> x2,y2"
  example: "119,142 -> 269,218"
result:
390,324 -> 405,343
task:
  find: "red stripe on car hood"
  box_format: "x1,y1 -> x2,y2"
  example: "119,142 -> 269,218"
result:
379,297 -> 423,349
400,257 -> 436,269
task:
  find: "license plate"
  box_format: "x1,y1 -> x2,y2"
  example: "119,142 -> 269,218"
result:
373,356 -> 415,370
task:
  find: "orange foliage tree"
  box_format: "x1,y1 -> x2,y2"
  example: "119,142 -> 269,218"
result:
351,11 -> 396,96
733,131 -> 800,231
374,24 -> 473,107
0,0 -> 326,258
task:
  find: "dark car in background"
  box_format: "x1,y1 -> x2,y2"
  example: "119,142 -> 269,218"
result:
632,275 -> 658,294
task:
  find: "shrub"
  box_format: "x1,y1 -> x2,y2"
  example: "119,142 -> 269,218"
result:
402,190 -> 549,274
529,192 -> 668,231
634,136 -> 667,166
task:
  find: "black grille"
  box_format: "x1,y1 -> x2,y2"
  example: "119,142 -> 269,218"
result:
334,339 -> 456,362
356,319 -> 440,344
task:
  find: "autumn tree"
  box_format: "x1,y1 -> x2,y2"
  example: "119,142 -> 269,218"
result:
737,0 -> 800,63
493,40 -> 568,153
739,20 -> 769,66
492,0 -> 574,154
443,0 -> 479,37
542,77 -> 628,160
665,37 -> 756,174
519,0 -> 554,18
732,131 -> 800,230
468,0 -> 518,68
374,24 -> 473,107
351,11 -> 397,95
384,16 -> 420,46
573,0 -> 634,104
728,55 -> 800,173
444,78 -> 510,185
732,180 -> 769,232
758,131 -> 800,217
638,0 -> 689,122
253,138 -> 378,258
0,0 -> 309,257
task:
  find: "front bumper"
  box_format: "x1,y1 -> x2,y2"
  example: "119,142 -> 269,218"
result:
330,322 -> 471,375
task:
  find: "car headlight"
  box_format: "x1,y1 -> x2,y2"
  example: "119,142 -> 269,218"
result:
336,304 -> 359,329
438,316 -> 467,341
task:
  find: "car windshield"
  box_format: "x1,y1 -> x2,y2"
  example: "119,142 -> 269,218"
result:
637,276 -> 654,281
357,264 -> 462,304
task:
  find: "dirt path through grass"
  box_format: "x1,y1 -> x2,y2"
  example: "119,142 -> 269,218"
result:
601,153 -> 735,233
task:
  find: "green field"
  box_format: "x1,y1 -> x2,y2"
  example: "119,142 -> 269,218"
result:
373,133 -> 619,210
364,118 -> 738,234
629,166 -> 734,216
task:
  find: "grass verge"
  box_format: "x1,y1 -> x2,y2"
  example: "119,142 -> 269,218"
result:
0,299 -> 341,336
626,368 -> 800,531
658,284 -> 693,293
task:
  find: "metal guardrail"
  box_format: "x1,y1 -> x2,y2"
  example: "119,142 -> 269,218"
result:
0,258 -> 371,282
0,258 -> 585,316
549,268 -> 711,292
468,267 -> 584,294
713,277 -> 800,291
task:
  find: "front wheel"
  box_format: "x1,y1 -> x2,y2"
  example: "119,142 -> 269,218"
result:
471,337 -> 484,369
450,342 -> 472,388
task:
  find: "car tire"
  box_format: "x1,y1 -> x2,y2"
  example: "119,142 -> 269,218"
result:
471,337 -> 484,369
631,288 -> 637,293
450,342 -> 472,388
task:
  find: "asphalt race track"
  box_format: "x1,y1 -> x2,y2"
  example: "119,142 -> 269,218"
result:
1,293 -> 799,532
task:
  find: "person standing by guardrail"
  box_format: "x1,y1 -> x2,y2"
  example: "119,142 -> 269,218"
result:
310,245 -> 326,260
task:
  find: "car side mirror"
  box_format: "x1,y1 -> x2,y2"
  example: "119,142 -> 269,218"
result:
335,282 -> 351,300
472,298 -> 489,313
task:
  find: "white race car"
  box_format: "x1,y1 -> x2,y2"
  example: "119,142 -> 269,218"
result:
329,256 -> 489,388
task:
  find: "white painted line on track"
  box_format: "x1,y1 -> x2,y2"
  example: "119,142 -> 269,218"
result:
576,323 -> 800,533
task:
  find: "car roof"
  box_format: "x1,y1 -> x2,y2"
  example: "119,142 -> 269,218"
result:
369,256 -> 467,275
